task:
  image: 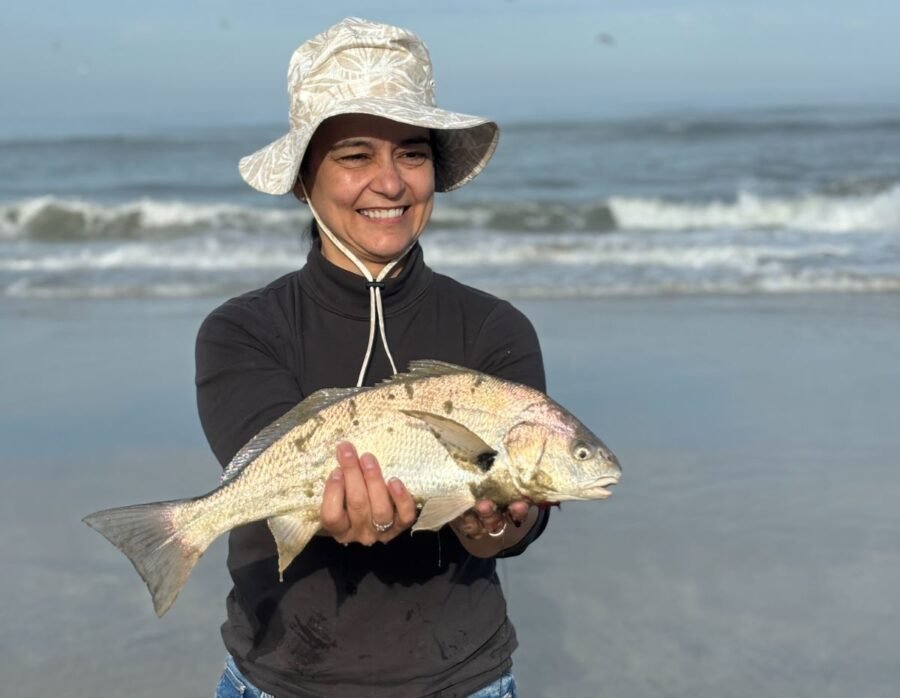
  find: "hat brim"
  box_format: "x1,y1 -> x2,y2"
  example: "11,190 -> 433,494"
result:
238,97 -> 499,196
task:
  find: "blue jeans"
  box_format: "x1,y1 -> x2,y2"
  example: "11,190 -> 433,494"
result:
215,655 -> 275,698
467,670 -> 517,698
215,654 -> 518,697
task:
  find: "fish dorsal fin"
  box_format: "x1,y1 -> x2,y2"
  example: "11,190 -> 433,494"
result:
221,385 -> 366,482
402,410 -> 497,473
377,360 -> 475,390
405,359 -> 472,377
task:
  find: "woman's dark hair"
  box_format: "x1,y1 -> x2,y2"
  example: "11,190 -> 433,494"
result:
429,129 -> 440,181
297,151 -> 320,241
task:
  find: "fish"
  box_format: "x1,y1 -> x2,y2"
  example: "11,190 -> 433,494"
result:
83,360 -> 621,616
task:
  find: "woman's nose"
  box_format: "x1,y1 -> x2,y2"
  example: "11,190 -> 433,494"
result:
370,157 -> 405,199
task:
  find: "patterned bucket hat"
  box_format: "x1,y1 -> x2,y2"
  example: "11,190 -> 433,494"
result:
238,17 -> 499,195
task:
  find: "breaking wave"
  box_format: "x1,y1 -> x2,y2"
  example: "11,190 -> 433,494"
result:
609,185 -> 900,233
3,225 -> 898,299
1,185 -> 899,242
2,185 -> 899,299
0,197 -> 306,241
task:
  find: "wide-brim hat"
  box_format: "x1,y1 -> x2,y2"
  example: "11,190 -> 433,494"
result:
238,17 -> 499,195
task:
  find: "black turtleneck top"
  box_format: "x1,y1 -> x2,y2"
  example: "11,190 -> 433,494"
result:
195,243 -> 547,698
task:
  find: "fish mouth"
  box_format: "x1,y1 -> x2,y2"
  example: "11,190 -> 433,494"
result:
548,474 -> 620,502
579,474 -> 621,500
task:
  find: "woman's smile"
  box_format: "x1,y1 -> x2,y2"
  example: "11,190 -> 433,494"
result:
358,206 -> 409,221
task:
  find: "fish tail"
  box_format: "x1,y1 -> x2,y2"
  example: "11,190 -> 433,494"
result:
83,498 -> 213,617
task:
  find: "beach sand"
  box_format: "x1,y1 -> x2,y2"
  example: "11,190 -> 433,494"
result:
2,293 -> 899,697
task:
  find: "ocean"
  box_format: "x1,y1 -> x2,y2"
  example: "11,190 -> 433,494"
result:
2,104 -> 899,299
3,105 -> 900,697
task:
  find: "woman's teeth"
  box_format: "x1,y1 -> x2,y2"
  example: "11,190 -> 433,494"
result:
360,207 -> 405,219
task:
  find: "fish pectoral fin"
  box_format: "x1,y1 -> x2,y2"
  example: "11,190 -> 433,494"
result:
402,410 -> 497,472
267,512 -> 320,580
412,492 -> 477,532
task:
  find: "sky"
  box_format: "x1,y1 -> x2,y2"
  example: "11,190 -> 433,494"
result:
2,0 -> 899,135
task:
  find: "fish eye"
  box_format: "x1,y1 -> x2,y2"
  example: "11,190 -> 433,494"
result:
572,441 -> 593,461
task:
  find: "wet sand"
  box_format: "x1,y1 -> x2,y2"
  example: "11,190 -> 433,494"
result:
2,293 -> 899,697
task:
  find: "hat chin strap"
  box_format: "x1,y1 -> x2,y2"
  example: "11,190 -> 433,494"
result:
301,182 -> 413,387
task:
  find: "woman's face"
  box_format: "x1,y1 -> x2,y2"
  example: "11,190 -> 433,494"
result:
297,113 -> 435,276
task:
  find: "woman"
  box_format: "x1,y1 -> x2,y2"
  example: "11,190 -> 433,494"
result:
197,18 -> 548,697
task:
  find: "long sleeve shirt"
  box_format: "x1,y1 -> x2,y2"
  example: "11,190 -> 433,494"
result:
195,242 -> 547,697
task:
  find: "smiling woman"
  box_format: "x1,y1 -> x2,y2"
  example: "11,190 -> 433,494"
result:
295,114 -> 436,275
196,16 -> 549,698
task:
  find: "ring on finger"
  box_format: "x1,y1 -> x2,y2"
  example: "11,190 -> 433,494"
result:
373,518 -> 394,533
487,520 -> 508,538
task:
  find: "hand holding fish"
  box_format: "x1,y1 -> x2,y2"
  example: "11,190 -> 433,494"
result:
451,500 -> 540,558
323,441 -> 534,553
320,442 -> 418,545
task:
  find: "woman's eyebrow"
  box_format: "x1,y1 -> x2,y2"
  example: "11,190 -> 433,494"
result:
330,139 -> 375,151
330,136 -> 432,151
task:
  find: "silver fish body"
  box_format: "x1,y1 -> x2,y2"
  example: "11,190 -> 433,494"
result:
83,360 -> 621,616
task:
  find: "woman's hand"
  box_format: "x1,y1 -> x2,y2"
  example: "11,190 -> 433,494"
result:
320,441 -> 418,546
450,499 -> 539,558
